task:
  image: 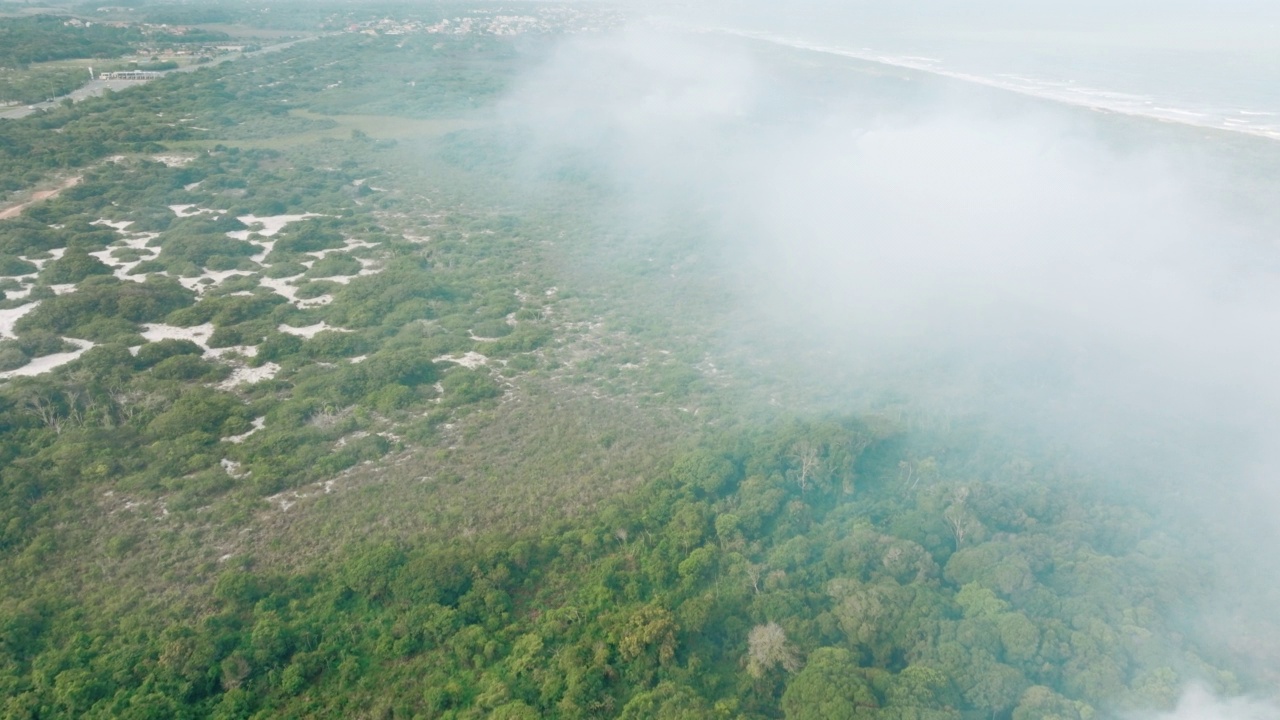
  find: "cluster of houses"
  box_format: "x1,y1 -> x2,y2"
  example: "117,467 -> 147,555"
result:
341,6 -> 623,37
95,69 -> 163,81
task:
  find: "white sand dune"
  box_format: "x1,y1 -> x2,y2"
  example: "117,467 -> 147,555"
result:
0,301 -> 39,339
151,155 -> 194,167
177,270 -> 253,294
0,338 -> 94,379
169,204 -> 210,218
257,275 -> 334,309
88,247 -> 152,281
218,362 -> 281,389
120,232 -> 159,250
235,213 -> 319,237
257,275 -> 303,304
205,344 -> 259,360
434,351 -> 489,369
141,322 -> 215,347
298,295 -> 333,308
223,416 -> 265,444
278,321 -> 348,339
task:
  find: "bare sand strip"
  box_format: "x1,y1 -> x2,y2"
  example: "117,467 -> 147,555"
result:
0,338 -> 94,379
0,176 -> 82,221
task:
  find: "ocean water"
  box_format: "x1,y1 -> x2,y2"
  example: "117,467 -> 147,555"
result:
663,2 -> 1280,141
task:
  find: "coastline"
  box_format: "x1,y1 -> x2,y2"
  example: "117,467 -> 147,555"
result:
712,27 -> 1280,143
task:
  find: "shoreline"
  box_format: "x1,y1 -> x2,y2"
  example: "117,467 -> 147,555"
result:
713,27 -> 1280,144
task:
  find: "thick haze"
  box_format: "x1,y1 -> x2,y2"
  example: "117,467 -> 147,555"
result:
499,5 -> 1280,713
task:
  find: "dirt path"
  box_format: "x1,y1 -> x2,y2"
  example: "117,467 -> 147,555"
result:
0,176 -> 82,220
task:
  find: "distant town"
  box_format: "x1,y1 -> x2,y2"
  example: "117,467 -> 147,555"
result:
336,6 -> 624,37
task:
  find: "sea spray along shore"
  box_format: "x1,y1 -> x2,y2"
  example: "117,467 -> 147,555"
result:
707,28 -> 1280,142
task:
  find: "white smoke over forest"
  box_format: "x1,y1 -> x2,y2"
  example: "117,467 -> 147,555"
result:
1141,685 -> 1280,720
501,17 -> 1280,716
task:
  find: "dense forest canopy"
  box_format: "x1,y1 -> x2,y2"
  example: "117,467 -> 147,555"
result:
1,1 -> 1278,718
0,15 -> 142,68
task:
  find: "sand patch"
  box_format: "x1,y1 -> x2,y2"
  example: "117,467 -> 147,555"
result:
298,295 -> 333,308
278,321 -> 347,339
434,351 -> 489,369
88,247 -> 152,281
257,275 -> 302,304
0,176 -> 82,221
218,362 -> 280,389
223,416 -> 265,444
236,213 -> 319,237
142,322 -> 215,347
0,301 -> 39,339
0,338 -> 94,379
204,344 -> 259,360
177,270 -> 254,295
168,204 -> 212,218
120,232 -> 160,250
220,458 -> 248,479
151,155 -> 194,167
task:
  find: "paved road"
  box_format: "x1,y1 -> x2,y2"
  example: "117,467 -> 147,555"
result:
0,35 -> 321,120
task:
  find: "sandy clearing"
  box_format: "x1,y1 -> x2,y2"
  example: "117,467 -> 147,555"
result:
314,274 -> 354,285
0,176 -> 82,221
19,248 -> 66,274
298,295 -> 333,308
205,344 -> 259,360
50,284 -> 77,296
257,275 -> 302,303
88,248 -> 150,281
267,492 -> 297,512
223,416 -> 265,444
168,204 -> 210,218
278,321 -> 347,339
0,338 -> 94,379
120,232 -> 160,250
236,213 -> 319,237
247,239 -> 275,264
177,270 -> 253,294
0,301 -> 39,339
151,155 -> 194,167
218,362 -> 280,389
257,276 -> 333,309
93,218 -> 134,231
220,458 -> 247,479
141,322 -> 215,347
434,351 -> 489,369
